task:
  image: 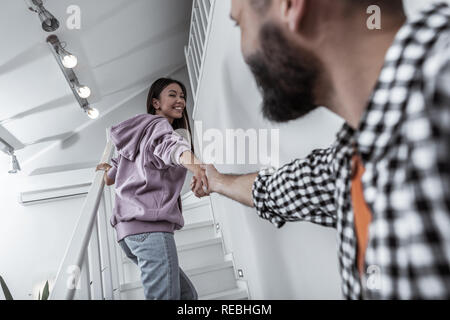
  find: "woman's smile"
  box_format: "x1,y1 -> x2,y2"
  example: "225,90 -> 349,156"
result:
173,105 -> 185,113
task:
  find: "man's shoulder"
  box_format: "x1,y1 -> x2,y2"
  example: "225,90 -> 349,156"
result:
422,28 -> 450,84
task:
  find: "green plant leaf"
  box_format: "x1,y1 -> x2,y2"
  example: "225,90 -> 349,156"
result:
0,276 -> 14,300
41,281 -> 49,300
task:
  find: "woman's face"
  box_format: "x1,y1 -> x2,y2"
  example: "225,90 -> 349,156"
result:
154,83 -> 186,123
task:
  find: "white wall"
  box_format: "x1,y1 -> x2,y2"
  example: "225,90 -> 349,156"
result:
0,67 -> 194,300
0,172 -> 87,300
192,0 -> 450,299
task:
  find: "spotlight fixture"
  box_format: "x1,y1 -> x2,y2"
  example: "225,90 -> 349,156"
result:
74,83 -> 91,99
46,39 -> 78,69
8,153 -> 21,174
85,107 -> 99,120
1,137 -> 21,174
47,35 -> 99,120
59,47 -> 78,69
28,0 -> 60,32
0,137 -> 14,155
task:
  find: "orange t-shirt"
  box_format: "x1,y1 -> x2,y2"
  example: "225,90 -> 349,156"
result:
351,154 -> 373,276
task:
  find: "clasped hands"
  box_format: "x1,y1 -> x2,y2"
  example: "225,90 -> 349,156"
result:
190,164 -> 218,198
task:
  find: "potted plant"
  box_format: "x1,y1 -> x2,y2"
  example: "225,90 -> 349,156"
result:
1,276 -> 50,300
0,276 -> 13,300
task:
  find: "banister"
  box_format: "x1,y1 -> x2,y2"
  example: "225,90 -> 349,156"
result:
49,139 -> 115,300
185,0 -> 216,118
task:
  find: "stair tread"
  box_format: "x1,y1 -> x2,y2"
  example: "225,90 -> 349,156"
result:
184,260 -> 233,276
123,237 -> 223,264
179,220 -> 214,231
177,237 -> 222,251
200,287 -> 248,300
120,260 -> 234,291
182,198 -> 211,211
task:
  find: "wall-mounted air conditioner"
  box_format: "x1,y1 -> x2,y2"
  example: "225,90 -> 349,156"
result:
19,183 -> 91,205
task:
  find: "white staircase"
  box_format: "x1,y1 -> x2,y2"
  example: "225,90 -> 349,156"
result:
44,140 -> 248,300
115,192 -> 250,300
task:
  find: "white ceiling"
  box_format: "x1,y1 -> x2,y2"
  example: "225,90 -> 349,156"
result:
0,0 -> 192,169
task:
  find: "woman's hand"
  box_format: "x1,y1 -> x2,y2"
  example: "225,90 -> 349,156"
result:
96,163 -> 112,172
96,163 -> 115,186
191,166 -> 209,198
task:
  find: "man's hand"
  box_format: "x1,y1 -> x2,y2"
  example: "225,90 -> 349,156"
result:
190,164 -> 258,207
190,164 -> 220,198
202,164 -> 220,193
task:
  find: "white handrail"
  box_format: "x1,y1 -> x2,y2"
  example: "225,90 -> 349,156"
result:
49,139 -> 115,300
185,0 -> 216,106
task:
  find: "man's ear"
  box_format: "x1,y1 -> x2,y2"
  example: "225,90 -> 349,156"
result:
279,0 -> 306,32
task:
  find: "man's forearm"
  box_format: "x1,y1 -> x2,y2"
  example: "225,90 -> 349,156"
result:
213,173 -> 258,207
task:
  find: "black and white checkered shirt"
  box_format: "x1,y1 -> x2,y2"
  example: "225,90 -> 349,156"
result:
252,3 -> 450,299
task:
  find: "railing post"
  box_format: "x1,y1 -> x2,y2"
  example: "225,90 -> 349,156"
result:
103,186 -> 122,300
88,219 -> 104,300
79,253 -> 92,300
97,196 -> 114,300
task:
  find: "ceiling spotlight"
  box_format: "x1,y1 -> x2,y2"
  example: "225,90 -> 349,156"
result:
29,0 -> 60,32
76,85 -> 91,99
47,35 -> 78,69
8,153 -> 21,174
59,47 -> 78,69
85,107 -> 99,120
70,80 -> 91,99
47,35 -> 96,119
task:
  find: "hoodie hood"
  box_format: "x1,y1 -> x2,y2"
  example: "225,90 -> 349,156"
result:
110,114 -> 167,161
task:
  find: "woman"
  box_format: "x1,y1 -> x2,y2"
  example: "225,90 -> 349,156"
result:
96,78 -> 208,300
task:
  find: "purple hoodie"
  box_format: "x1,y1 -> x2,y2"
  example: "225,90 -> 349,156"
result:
107,114 -> 191,242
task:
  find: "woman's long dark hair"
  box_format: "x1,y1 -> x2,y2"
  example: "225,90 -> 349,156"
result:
146,78 -> 194,152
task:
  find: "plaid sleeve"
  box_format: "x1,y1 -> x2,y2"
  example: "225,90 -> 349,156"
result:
252,146 -> 339,229
406,41 -> 450,297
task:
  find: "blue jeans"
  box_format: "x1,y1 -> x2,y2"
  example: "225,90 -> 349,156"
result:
119,232 -> 198,300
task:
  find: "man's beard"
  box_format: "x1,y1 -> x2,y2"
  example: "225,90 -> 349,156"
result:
246,22 -> 320,123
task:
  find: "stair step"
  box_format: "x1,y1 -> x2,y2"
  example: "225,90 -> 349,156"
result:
175,222 -> 216,246
182,197 -> 211,211
178,237 -> 222,252
184,259 -> 232,277
123,237 -> 224,272
199,287 -> 249,300
182,201 -> 213,225
120,260 -> 237,298
187,261 -> 237,297
182,220 -> 214,231
122,237 -> 222,263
